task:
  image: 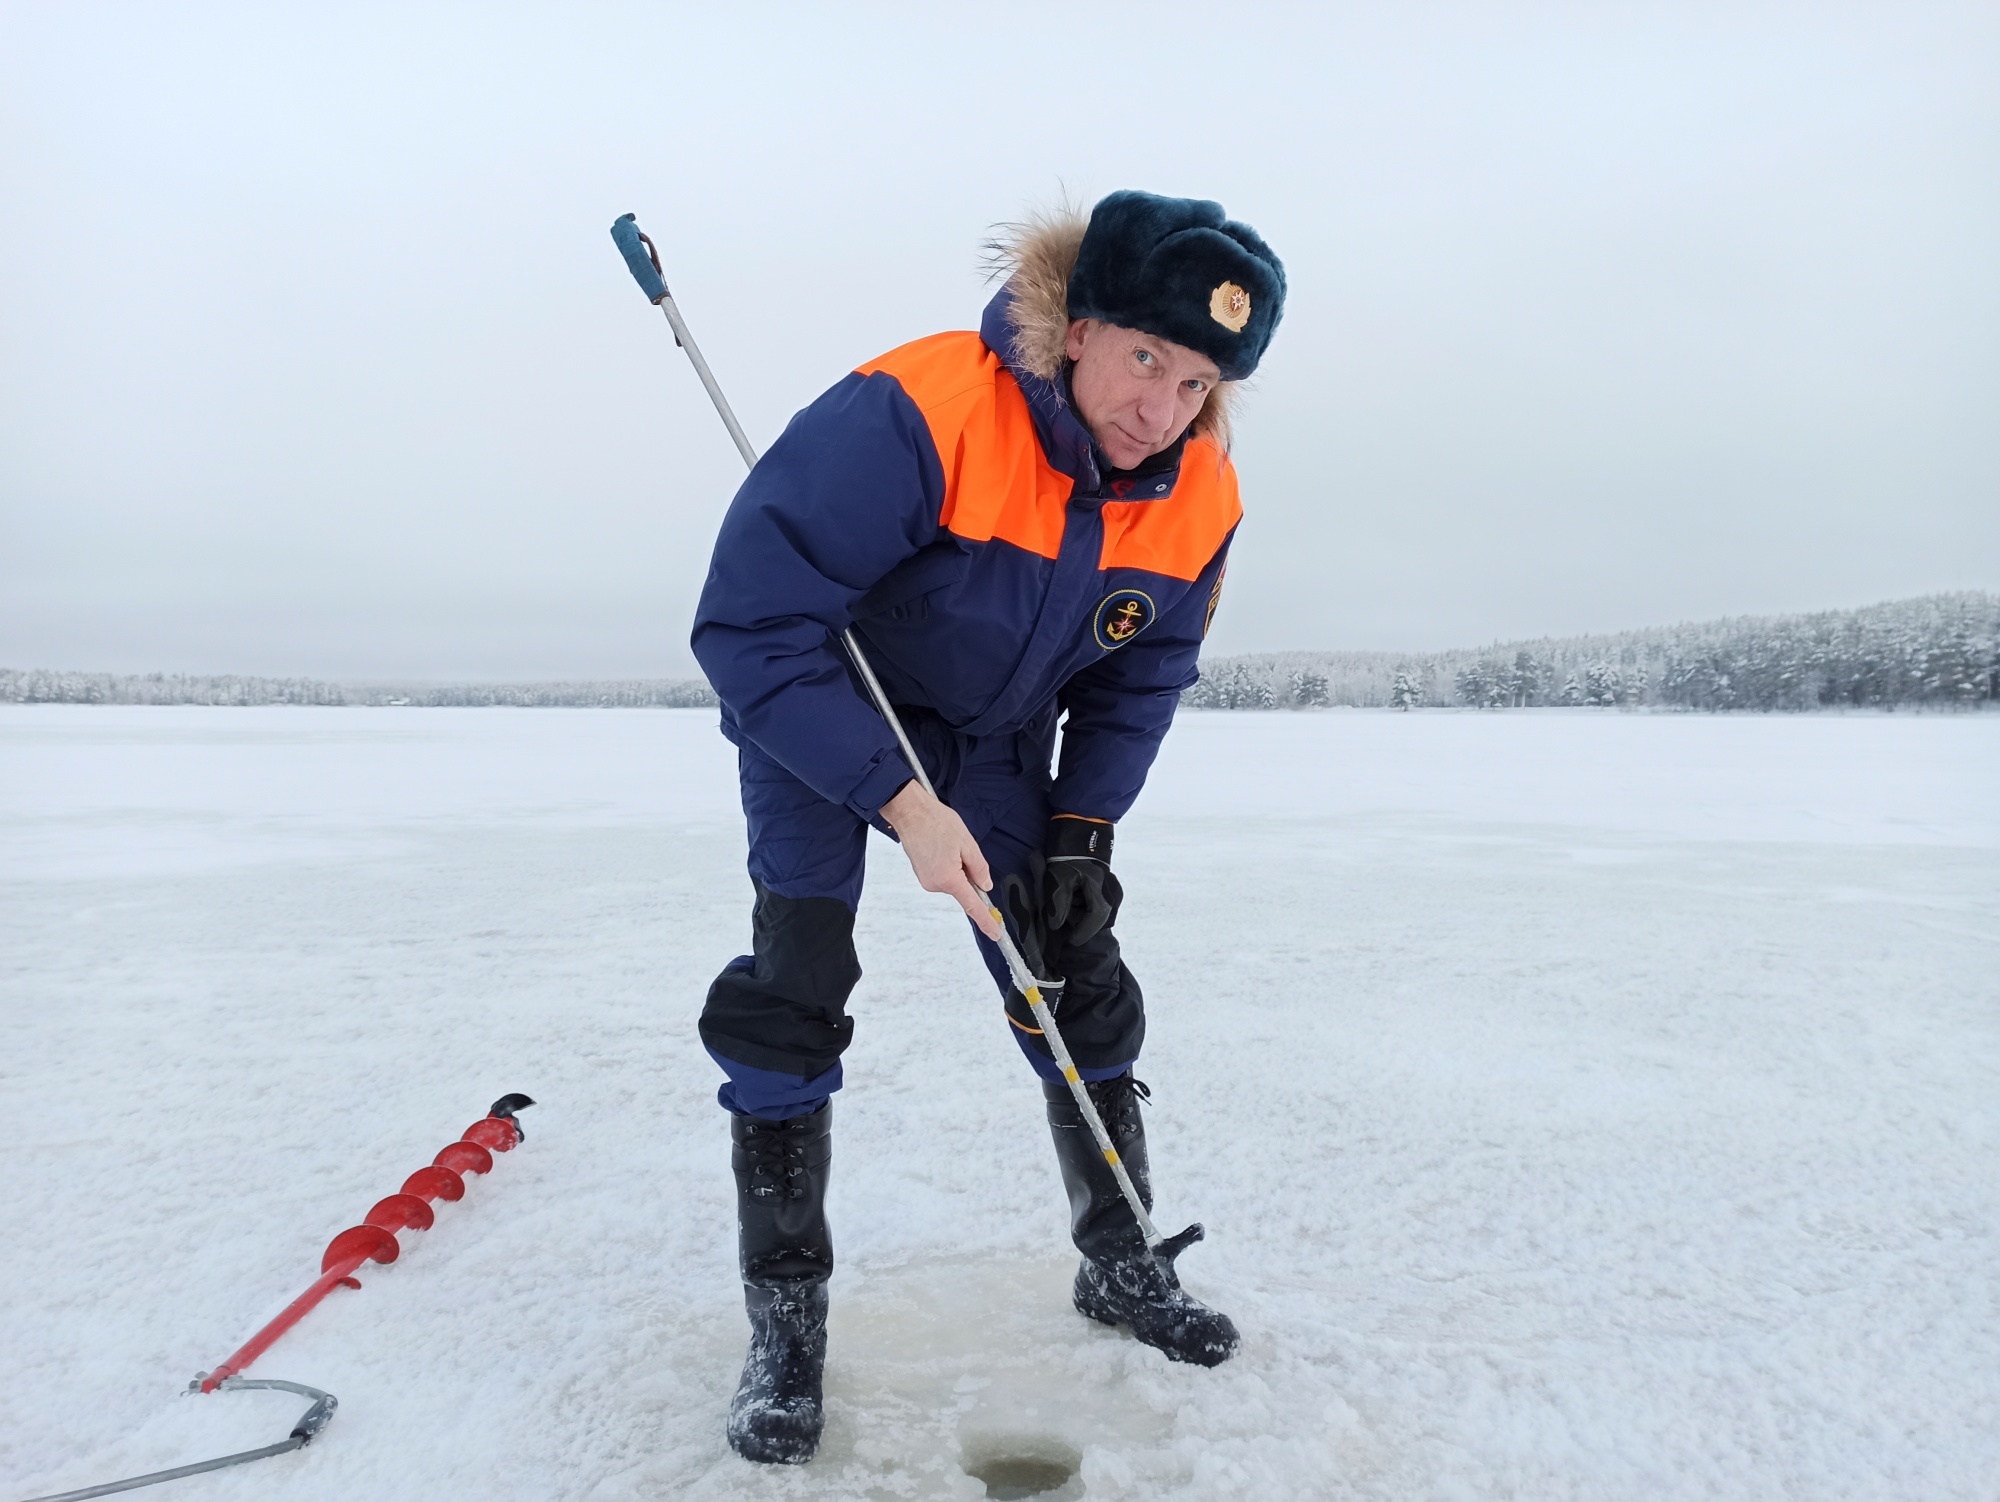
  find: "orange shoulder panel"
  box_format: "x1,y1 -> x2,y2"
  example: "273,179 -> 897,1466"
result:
1097,437 -> 1242,581
856,333 -> 1071,562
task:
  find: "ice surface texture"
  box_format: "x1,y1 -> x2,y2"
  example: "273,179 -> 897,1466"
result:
3,705 -> 1997,1499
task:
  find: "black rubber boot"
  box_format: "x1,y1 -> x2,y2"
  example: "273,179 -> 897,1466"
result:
726,1103 -> 833,1464
1044,1074 -> 1239,1367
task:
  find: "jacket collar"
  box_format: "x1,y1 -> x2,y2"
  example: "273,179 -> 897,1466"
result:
979,284 -> 1187,508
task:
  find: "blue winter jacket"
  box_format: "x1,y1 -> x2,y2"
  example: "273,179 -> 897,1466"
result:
691,283 -> 1240,825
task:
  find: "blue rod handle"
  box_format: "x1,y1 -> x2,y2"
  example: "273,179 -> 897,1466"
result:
611,213 -> 668,303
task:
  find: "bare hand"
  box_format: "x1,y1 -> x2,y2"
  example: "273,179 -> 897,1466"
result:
881,781 -> 1002,940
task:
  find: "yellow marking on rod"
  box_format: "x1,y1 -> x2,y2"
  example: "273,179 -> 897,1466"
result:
1062,1065 -> 1080,1084
1025,986 -> 1042,1005
1104,1149 -> 1122,1166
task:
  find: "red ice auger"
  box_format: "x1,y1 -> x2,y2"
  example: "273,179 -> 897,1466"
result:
192,1091 -> 536,1393
20,1093 -> 534,1502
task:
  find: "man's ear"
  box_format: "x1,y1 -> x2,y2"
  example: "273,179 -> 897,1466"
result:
1063,318 -> 1093,363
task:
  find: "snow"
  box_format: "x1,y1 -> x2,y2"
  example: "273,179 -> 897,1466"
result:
4,704 -> 1996,1500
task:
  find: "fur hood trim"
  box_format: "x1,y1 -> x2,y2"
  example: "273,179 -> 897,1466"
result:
984,205 -> 1236,452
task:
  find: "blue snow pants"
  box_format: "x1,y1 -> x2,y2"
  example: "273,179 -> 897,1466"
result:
699,706 -> 1145,1120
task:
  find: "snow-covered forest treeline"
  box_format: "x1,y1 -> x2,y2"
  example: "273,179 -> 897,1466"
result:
0,672 -> 719,708
1185,592 -> 1999,711
6,593 -> 1993,713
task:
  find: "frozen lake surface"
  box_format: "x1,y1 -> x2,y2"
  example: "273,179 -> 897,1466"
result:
4,705 -> 1997,1500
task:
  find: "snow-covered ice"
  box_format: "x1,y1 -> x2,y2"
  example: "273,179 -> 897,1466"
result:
4,705 -> 1996,1500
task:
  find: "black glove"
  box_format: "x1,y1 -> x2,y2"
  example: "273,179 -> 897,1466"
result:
998,866 -> 1054,984
1043,816 -> 1121,949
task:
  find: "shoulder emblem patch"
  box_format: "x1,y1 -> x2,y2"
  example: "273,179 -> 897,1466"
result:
1203,566 -> 1226,638
1093,590 -> 1156,650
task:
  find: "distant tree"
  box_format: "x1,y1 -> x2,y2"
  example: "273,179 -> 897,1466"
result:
1510,650 -> 1540,707
1454,660 -> 1511,708
1559,673 -> 1583,706
1421,659 -> 1444,704
1190,660 -> 1276,709
1291,669 -> 1331,708
1583,662 -> 1620,707
1388,671 -> 1420,711
1213,662 -> 1249,708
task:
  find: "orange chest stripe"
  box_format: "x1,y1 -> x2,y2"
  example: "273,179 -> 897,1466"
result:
856,335 -> 1242,578
858,332 -> 1070,562
1098,438 -> 1242,581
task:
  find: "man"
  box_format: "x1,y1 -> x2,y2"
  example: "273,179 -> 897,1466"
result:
691,190 -> 1285,1464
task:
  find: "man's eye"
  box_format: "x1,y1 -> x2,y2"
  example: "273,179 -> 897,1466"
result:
1135,350 -> 1154,366
1186,379 -> 1206,393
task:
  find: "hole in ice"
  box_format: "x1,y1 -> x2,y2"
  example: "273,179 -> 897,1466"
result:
960,1436 -> 1082,1499
965,1456 -> 1076,1499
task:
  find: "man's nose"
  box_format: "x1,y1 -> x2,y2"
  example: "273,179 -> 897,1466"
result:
1133,387 -> 1178,437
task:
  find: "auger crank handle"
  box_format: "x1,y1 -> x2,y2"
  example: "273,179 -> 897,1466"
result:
610,213 -> 669,304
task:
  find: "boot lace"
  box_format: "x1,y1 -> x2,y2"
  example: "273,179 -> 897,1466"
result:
741,1117 -> 814,1201
1086,1074 -> 1150,1144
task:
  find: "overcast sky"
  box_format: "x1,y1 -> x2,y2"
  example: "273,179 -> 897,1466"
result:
2,2 -> 1995,679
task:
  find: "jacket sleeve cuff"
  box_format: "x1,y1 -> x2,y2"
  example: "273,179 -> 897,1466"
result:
845,749 -> 919,826
1046,814 -> 1114,863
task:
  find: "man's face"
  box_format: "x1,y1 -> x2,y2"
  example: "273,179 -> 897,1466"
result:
1063,319 -> 1220,472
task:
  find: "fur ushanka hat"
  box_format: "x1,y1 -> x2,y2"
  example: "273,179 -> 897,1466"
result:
1066,190 -> 1285,382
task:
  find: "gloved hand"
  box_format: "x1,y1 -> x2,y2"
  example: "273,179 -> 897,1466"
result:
1043,815 -> 1121,949
997,867 -> 1054,985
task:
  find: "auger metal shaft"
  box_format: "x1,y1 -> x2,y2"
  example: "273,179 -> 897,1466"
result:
623,220 -> 1164,1248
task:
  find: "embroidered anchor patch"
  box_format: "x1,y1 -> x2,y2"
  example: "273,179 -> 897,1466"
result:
1092,590 -> 1157,650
